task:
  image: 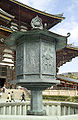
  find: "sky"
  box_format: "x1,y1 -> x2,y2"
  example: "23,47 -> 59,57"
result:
17,0 -> 78,74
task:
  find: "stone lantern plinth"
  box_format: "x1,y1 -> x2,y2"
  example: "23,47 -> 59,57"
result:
5,28 -> 67,115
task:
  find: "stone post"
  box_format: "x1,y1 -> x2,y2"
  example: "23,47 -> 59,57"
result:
28,89 -> 45,115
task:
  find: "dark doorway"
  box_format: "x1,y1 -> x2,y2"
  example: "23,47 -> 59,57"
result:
0,78 -> 6,88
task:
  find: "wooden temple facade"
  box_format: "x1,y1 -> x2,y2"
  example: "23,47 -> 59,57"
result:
0,0 -> 78,89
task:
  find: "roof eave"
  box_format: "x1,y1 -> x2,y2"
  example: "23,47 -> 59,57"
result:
9,0 -> 65,21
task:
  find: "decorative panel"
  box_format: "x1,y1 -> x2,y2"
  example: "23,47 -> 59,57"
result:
26,40 -> 39,74
16,44 -> 23,75
42,41 -> 55,75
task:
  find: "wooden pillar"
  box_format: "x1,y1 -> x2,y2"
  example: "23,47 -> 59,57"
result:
65,82 -> 67,89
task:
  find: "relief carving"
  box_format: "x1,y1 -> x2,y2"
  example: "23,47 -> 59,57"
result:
16,44 -> 23,75
26,41 -> 39,73
42,42 -> 54,74
16,58 -> 23,75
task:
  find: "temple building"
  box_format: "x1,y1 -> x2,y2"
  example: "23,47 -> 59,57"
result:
0,0 -> 78,89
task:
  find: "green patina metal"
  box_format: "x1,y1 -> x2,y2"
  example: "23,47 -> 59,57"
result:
6,29 -> 67,51
5,28 -> 67,115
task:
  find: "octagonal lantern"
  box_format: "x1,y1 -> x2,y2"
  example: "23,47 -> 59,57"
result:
5,29 -> 67,115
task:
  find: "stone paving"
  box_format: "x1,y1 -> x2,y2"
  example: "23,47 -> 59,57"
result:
0,115 -> 78,120
0,88 -> 30,102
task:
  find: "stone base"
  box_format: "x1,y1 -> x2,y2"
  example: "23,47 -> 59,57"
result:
27,110 -> 46,116
14,79 -> 60,90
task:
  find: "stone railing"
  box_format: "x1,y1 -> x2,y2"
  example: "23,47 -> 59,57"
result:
0,101 -> 78,116
44,101 -> 78,116
0,102 -> 29,115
